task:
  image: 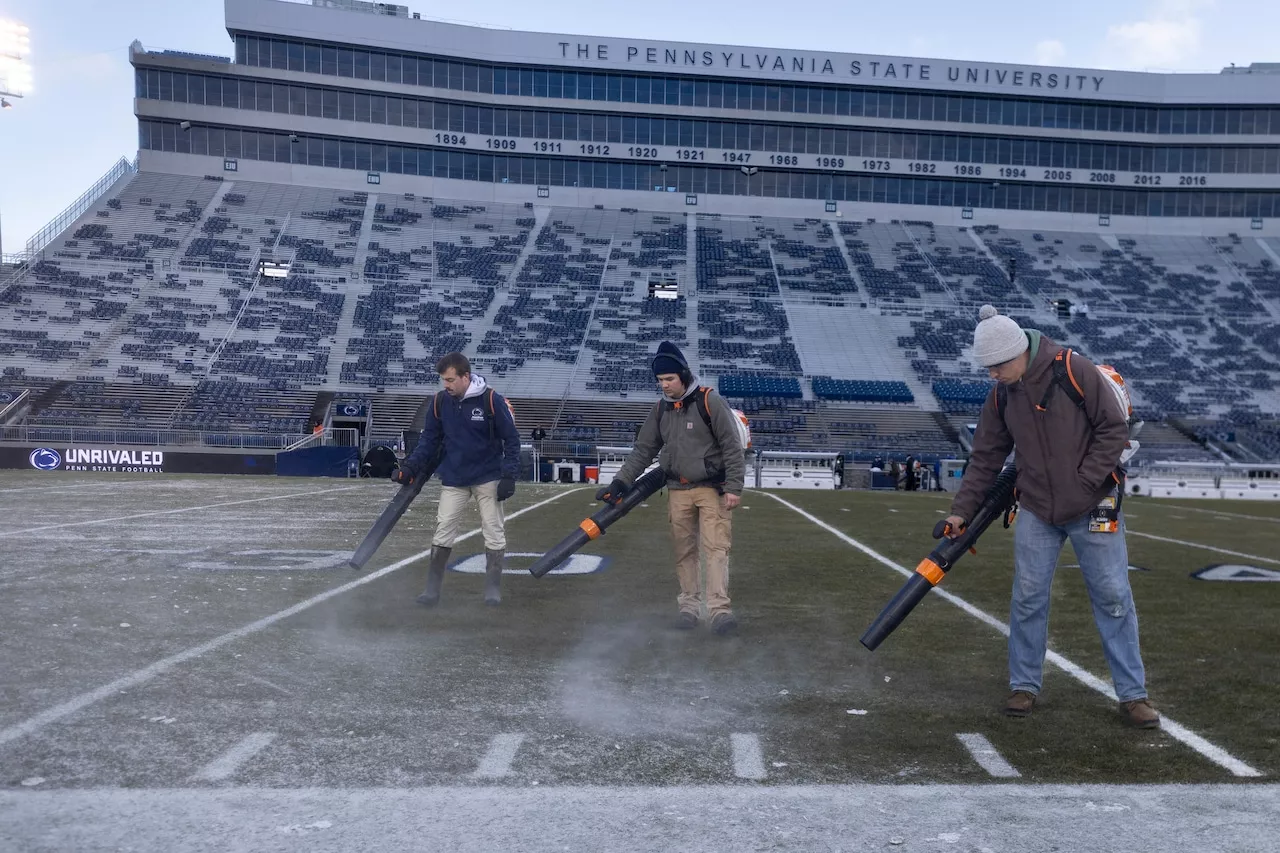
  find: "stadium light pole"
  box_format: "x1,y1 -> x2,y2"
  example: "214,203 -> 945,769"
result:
0,19 -> 33,106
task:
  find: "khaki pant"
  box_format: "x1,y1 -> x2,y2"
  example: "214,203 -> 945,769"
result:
433,481 -> 505,551
668,487 -> 733,618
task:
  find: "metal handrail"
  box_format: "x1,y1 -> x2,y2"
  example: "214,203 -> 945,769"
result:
0,389 -> 30,423
22,157 -> 136,260
0,425 -> 314,450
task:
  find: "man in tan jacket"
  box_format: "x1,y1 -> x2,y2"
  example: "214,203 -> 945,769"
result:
945,306 -> 1158,728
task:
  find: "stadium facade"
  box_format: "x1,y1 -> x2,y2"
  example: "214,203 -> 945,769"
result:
130,0 -> 1280,233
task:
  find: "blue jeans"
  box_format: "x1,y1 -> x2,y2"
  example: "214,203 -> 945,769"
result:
1010,508 -> 1147,702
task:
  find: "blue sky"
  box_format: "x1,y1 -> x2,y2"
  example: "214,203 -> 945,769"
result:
0,0 -> 1277,255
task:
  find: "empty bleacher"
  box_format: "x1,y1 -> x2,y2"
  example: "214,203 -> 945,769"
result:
3,169 -> 1278,458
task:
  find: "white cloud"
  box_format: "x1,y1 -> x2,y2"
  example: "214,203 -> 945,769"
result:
1033,39 -> 1067,66
1101,0 -> 1214,70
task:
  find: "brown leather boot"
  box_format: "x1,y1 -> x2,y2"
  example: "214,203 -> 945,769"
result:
1003,690 -> 1036,717
1120,698 -> 1161,729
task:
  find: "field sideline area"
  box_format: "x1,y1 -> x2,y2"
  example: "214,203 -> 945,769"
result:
1,472 -> 1277,852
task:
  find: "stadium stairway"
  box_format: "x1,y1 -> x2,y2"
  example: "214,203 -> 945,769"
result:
326,194 -> 382,387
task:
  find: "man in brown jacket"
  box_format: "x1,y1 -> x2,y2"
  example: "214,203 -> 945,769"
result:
945,306 -> 1158,728
599,341 -> 746,635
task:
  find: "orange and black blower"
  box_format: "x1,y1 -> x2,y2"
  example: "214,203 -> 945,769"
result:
860,464 -> 1018,651
528,468 -> 667,578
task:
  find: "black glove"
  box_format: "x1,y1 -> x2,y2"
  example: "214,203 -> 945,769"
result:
391,463 -> 418,485
595,478 -> 630,503
496,477 -> 516,502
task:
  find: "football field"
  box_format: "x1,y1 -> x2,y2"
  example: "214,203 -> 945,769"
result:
0,472 -> 1276,852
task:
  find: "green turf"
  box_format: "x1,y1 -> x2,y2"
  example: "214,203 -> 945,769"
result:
1,473 -> 1274,789
773,488 -> 1279,781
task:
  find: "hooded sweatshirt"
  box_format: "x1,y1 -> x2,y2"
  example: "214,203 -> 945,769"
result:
404,374 -> 521,488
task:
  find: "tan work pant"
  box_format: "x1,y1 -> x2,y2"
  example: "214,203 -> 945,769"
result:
667,486 -> 733,618
433,481 -> 505,551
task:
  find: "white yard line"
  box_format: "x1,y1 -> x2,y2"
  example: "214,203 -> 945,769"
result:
0,490 -> 580,749
1,486 -> 369,535
1126,530 -> 1280,565
955,733 -> 1020,778
764,492 -> 1264,779
730,733 -> 767,780
473,734 -> 525,779
1134,503 -> 1280,524
191,732 -> 277,782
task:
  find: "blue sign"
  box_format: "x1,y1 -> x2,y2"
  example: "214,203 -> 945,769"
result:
29,448 -> 62,471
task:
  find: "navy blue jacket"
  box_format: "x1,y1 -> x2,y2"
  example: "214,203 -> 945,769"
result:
404,377 -> 521,488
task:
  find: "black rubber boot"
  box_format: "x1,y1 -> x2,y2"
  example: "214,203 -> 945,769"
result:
484,549 -> 504,606
416,545 -> 451,606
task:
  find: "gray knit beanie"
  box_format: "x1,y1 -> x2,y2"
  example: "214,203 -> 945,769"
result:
973,305 -> 1028,367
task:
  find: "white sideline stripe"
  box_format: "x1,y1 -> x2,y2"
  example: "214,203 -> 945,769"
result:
1136,503 -> 1280,525
4,486 -> 367,535
731,733 -> 766,780
473,734 -> 524,778
764,493 -> 1265,779
192,732 -> 277,782
1127,530 -> 1280,565
0,490 -> 580,749
956,733 -> 1020,778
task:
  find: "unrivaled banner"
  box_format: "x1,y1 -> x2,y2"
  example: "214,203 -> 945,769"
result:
5,446 -> 276,475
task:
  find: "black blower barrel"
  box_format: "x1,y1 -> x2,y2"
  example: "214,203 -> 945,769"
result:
348,451 -> 442,571
528,468 -> 667,578
860,464 -> 1018,651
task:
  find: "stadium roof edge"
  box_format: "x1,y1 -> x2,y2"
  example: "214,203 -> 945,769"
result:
223,0 -> 1280,105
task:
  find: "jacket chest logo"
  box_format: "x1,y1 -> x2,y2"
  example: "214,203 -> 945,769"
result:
686,422 -> 693,430
471,407 -> 485,422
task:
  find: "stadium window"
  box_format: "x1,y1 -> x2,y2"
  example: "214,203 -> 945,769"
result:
611,74 -> 631,103
554,70 -> 571,100
271,83 -> 288,114
352,51 -> 369,80
188,74 -> 208,106
281,42 -> 302,74
336,90 -> 353,121
608,75 -> 623,102
333,48 -> 351,78
289,84 -> 306,116
318,45 -> 336,76
415,58 -> 432,88
367,51 -> 384,82
367,94 -> 386,125
351,142 -> 369,171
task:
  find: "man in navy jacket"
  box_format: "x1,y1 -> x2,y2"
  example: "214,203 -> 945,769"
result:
396,352 -> 521,606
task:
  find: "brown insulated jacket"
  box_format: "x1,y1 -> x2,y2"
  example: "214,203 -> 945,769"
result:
951,334 -> 1128,526
617,385 -> 746,496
